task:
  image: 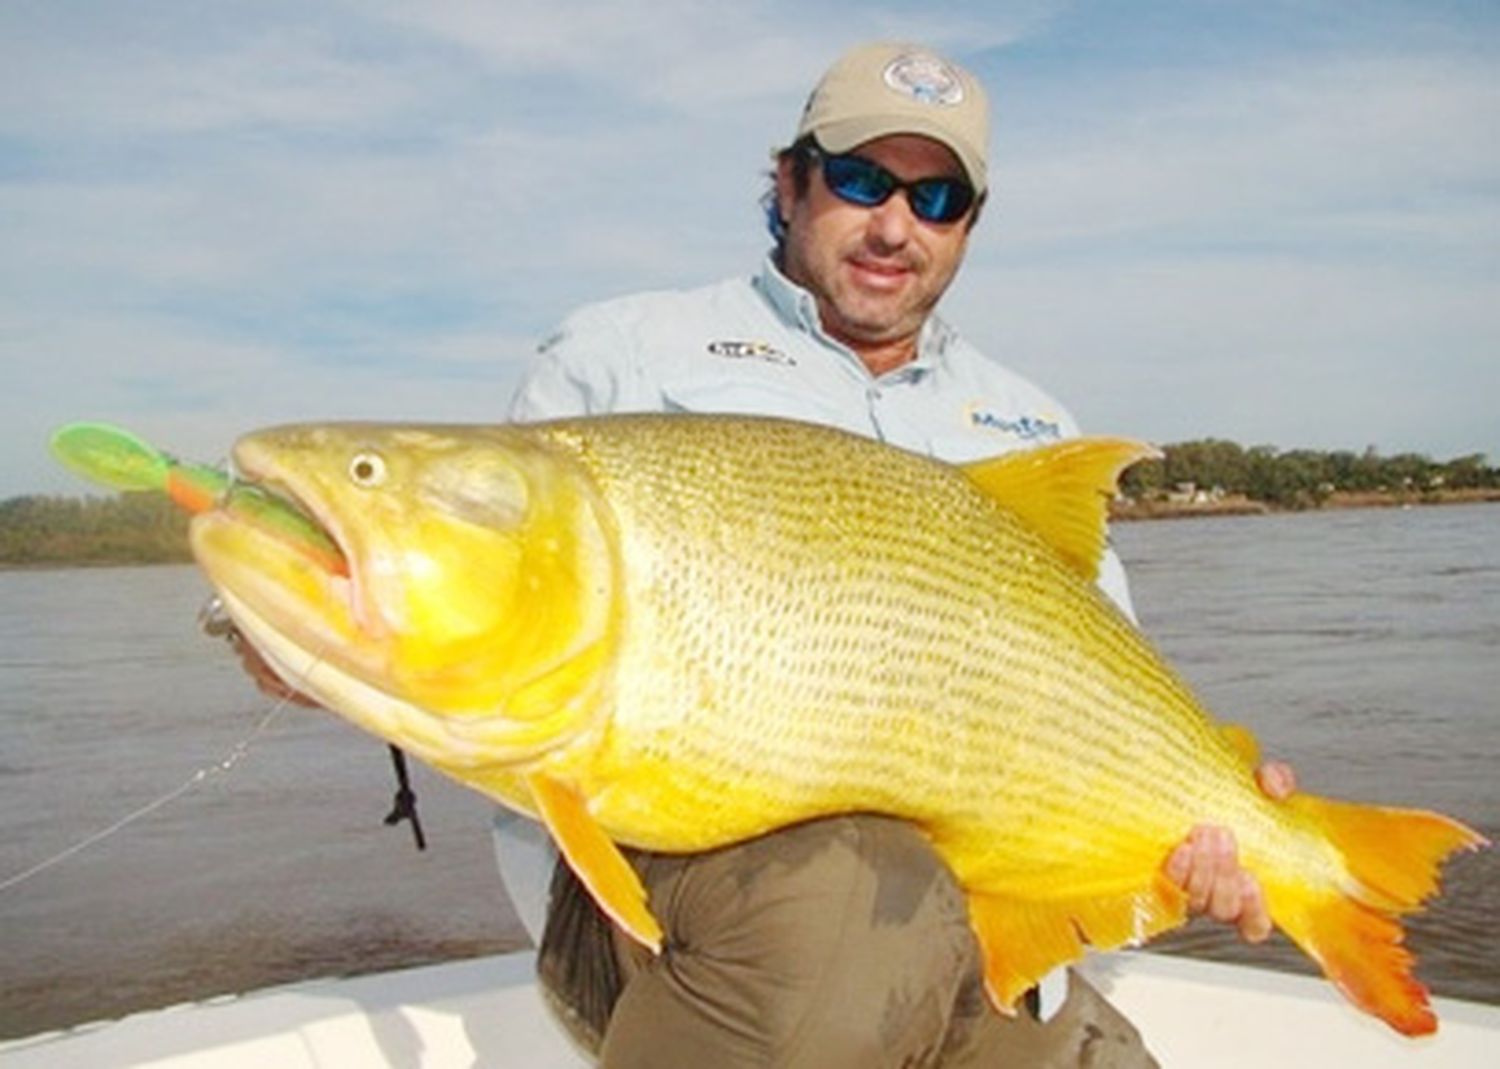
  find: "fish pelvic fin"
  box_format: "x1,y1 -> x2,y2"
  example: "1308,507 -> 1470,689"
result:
959,437 -> 1160,583
1267,795 -> 1487,1037
525,771 -> 664,953
967,872 -> 1187,1011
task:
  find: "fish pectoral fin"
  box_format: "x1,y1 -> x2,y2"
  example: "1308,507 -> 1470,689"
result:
967,874 -> 1186,1011
525,771 -> 664,953
959,437 -> 1159,583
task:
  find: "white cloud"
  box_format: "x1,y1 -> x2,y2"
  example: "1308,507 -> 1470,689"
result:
947,250 -> 1497,458
3,7 -> 429,138
1,1 -> 1495,496
994,53 -> 1500,252
935,39 -> 1500,463
3,294 -> 535,499
361,0 -> 1042,110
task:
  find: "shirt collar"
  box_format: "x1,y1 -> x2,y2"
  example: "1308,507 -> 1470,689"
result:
754,255 -> 955,380
755,255 -> 821,333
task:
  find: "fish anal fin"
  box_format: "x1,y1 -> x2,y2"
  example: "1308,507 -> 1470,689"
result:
960,437 -> 1160,583
967,893 -> 1084,1011
525,771 -> 664,953
967,874 -> 1186,1011
1267,795 -> 1487,1036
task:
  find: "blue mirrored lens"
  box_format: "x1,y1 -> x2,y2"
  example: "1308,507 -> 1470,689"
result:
823,155 -> 894,206
908,179 -> 973,223
818,153 -> 973,224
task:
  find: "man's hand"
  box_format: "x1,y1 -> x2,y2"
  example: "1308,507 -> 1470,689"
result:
1163,761 -> 1297,943
230,632 -> 322,708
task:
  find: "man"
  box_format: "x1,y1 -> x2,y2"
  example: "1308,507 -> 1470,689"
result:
497,41 -> 1296,1068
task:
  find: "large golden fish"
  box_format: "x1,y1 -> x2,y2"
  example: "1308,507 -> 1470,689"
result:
188,414 -> 1482,1036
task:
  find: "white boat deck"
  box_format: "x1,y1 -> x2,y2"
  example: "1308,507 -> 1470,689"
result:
3,950 -> 1495,1067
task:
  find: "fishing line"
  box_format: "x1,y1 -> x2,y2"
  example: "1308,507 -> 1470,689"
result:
0,633 -> 332,896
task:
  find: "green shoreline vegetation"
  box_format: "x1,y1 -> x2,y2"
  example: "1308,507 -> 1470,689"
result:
1112,440 -> 1500,520
0,492 -> 192,567
3,440 -> 1498,567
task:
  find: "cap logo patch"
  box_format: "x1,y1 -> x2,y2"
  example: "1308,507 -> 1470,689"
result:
883,52 -> 965,107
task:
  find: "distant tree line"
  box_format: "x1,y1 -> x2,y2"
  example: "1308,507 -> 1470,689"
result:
3,440 -> 1498,566
1119,440 -> 1500,509
0,492 -> 191,566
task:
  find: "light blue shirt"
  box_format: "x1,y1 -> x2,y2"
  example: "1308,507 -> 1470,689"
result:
516,257 -> 1081,461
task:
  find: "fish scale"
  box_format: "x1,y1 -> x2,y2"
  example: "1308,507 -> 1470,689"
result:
545,421 -> 1247,853
178,412 -> 1483,1035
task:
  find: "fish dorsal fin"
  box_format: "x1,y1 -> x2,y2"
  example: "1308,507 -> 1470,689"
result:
959,437 -> 1160,583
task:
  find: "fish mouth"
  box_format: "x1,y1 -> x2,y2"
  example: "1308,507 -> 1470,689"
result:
229,448 -> 348,572
221,438 -> 380,636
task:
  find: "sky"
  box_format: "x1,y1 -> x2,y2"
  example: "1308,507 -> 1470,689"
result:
3,0 -> 1496,497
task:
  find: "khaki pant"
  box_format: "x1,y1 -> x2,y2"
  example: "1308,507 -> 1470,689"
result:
538,815 -> 1158,1068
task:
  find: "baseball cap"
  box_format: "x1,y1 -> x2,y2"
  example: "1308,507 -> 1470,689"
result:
791,42 -> 990,193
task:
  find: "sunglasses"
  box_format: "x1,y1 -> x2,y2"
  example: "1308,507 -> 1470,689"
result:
809,147 -> 977,224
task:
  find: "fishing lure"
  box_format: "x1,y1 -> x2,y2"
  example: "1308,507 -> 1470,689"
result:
49,422 -> 345,575
47,424 -> 430,849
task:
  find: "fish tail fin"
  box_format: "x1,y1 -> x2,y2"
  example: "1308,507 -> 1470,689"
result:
1268,795 -> 1487,1037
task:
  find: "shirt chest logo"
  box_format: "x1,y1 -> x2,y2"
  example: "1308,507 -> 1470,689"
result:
707,339 -> 795,366
965,404 -> 1063,441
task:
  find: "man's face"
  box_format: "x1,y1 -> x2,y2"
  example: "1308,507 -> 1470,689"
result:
776,134 -> 975,361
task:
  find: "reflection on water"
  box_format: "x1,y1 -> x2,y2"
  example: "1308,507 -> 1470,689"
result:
0,503 -> 1496,1036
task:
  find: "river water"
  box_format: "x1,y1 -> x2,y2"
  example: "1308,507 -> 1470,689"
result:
1,503 -> 1496,1037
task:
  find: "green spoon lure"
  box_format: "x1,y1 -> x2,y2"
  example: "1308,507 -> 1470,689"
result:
50,422 -> 345,575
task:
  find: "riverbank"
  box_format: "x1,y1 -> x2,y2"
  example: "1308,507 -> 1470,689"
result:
1111,487 -> 1500,522
4,489 -> 1499,568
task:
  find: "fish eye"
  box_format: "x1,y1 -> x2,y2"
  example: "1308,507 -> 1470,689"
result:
348,451 -> 387,487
